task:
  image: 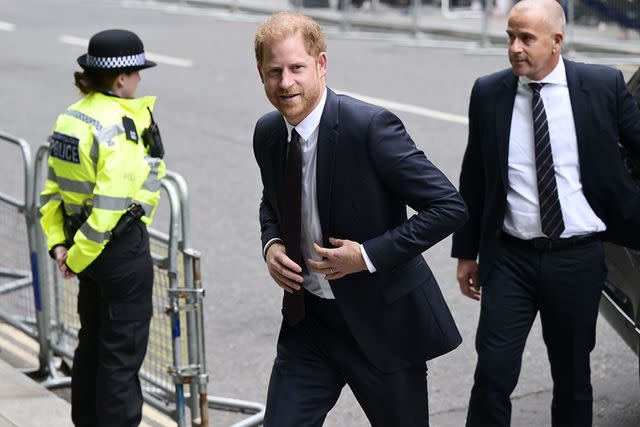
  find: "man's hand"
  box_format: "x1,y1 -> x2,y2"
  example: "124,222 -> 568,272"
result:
265,242 -> 303,293
308,237 -> 367,280
457,259 -> 480,301
53,246 -> 75,279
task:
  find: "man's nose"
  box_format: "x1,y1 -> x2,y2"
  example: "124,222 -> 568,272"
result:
509,39 -> 522,53
280,69 -> 294,89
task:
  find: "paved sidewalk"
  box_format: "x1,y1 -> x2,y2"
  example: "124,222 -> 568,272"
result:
0,357 -> 72,427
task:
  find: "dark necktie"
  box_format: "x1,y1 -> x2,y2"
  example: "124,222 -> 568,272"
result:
529,82 -> 565,239
281,129 -> 305,326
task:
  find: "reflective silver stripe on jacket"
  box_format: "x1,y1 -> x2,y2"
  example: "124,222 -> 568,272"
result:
142,157 -> 162,192
93,195 -> 131,211
79,222 -> 109,244
46,168 -> 94,194
63,110 -> 103,131
39,193 -> 61,206
89,123 -> 123,176
56,177 -> 95,194
95,124 -> 124,148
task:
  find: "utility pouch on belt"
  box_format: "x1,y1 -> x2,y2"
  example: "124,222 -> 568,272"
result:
110,203 -> 145,240
63,213 -> 84,247
62,201 -> 90,247
142,107 -> 164,159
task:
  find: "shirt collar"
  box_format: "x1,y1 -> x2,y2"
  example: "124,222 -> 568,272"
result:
285,88 -> 327,143
519,55 -> 566,87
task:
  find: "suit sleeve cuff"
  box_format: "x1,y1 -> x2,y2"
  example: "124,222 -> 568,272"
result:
263,238 -> 284,261
360,244 -> 377,273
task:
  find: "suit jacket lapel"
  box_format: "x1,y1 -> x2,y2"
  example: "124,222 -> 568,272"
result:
495,72 -> 518,191
564,58 -> 590,167
317,88 -> 340,245
266,121 -> 288,218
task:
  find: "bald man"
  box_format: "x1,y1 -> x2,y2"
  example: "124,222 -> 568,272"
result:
451,0 -> 640,425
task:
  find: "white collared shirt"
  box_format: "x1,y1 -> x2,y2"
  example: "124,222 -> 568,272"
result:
503,57 -> 606,239
265,88 -> 375,299
284,89 -> 332,298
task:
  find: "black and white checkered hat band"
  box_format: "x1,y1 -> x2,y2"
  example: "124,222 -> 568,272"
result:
85,53 -> 146,69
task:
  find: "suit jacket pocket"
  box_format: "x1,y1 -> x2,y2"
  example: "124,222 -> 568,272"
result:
382,256 -> 430,304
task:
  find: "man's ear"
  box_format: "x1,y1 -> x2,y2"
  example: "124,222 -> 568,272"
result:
552,32 -> 563,53
317,52 -> 327,78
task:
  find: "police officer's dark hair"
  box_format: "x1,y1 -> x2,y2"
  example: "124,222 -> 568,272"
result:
74,69 -> 124,95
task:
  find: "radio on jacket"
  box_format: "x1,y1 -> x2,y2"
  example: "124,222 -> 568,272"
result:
142,106 -> 164,159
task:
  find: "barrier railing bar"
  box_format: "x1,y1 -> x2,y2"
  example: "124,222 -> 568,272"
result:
164,170 -> 203,425
148,227 -> 171,243
0,193 -> 24,208
0,267 -> 29,277
190,252 -> 210,426
207,396 -> 265,427
0,277 -> 32,294
0,313 -> 36,339
162,178 -> 188,427
31,144 -> 73,389
0,133 -> 54,381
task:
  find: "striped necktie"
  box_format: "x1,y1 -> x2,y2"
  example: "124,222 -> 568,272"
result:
529,82 -> 565,239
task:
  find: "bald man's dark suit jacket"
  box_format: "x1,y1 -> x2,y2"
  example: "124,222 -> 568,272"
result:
254,88 -> 467,372
451,58 -> 640,283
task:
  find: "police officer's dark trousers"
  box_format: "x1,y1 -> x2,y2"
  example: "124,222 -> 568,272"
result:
71,221 -> 153,427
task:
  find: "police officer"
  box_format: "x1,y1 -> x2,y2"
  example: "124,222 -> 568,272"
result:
39,29 -> 166,427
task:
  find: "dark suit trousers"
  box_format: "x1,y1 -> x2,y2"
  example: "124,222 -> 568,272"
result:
466,236 -> 605,427
265,290 -> 429,427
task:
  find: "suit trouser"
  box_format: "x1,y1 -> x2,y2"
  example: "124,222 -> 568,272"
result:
466,237 -> 605,427
71,221 -> 154,427
265,290 -> 429,427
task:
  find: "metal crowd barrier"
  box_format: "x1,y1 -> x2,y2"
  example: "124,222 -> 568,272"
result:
158,0 -> 639,59
0,131 -> 56,382
571,0 -> 640,33
29,144 -> 264,426
441,0 -> 483,19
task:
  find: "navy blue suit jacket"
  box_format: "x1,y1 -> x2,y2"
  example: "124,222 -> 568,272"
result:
253,88 -> 467,372
452,59 -> 640,284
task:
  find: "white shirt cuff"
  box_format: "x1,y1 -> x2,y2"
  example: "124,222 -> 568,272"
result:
263,238 -> 283,261
360,244 -> 376,273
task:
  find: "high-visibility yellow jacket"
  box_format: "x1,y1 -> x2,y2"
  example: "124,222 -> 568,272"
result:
40,92 -> 166,273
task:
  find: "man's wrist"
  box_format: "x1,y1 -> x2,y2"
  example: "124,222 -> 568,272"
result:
359,244 -> 376,273
263,238 -> 284,261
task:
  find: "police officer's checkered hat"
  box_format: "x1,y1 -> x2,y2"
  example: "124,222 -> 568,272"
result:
77,29 -> 156,72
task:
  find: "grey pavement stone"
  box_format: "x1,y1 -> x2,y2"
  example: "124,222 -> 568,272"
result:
0,358 -> 72,427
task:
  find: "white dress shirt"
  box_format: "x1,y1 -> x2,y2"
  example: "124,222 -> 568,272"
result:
503,57 -> 606,239
264,88 -> 375,299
